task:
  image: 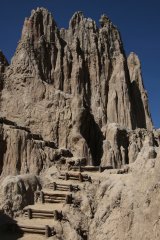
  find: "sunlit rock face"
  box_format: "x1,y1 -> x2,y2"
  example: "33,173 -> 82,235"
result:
0,8 -> 153,167
1,8 -> 160,240
127,52 -> 152,129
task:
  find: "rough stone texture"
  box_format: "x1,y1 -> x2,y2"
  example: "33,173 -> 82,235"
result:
128,52 -> 152,129
26,139 -> 160,240
0,50 -> 8,92
101,123 -> 159,168
0,120 -> 73,177
1,174 -> 41,217
88,142 -> 160,240
0,9 -> 159,239
0,8 -> 153,166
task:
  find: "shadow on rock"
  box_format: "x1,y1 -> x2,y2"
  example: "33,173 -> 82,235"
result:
80,109 -> 104,166
0,211 -> 23,240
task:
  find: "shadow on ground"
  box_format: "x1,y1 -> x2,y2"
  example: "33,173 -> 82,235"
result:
0,211 -> 23,240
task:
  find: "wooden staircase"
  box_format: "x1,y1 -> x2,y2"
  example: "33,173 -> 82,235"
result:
2,164 -> 97,238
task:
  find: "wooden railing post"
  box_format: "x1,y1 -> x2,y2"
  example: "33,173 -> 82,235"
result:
79,173 -> 83,182
65,195 -> 69,204
69,184 -> 72,192
54,210 -> 59,221
66,194 -> 72,204
45,225 -> 50,238
65,172 -> 69,180
53,182 -> 56,191
41,191 -> 45,204
69,194 -> 72,204
28,208 -> 32,219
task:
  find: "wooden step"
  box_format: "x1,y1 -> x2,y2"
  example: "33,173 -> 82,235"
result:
5,223 -> 54,238
58,172 -> 92,182
23,209 -> 61,220
39,191 -> 72,204
46,182 -> 79,192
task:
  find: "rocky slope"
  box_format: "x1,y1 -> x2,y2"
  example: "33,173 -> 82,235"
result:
1,131 -> 160,240
0,117 -> 75,177
89,143 -> 160,240
0,7 -> 159,240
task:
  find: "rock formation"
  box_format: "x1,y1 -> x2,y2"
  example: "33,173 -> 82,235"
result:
1,174 -> 41,217
0,7 -> 153,168
0,50 -> 8,92
0,50 -> 8,75
127,52 -> 152,129
0,117 -> 74,177
0,8 -> 159,240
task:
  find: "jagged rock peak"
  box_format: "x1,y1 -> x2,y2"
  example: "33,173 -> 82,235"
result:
99,14 -> 111,27
0,50 -> 9,74
70,11 -> 84,21
21,7 -> 57,43
9,7 -> 61,83
128,52 -> 141,69
69,11 -> 84,27
128,52 -> 146,88
69,11 -> 97,35
1,8 -> 153,165
31,7 -> 53,16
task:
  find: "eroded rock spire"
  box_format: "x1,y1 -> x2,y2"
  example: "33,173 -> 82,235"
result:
0,8 -> 153,165
127,52 -> 153,130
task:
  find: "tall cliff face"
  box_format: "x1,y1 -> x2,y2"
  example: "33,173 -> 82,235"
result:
0,120 -> 56,177
127,52 -> 152,129
0,8 -> 160,240
0,8 -> 153,166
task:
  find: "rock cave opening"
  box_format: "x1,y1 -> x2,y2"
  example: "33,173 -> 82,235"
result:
80,109 -> 104,166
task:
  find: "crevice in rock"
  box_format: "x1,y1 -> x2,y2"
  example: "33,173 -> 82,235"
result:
123,58 -> 137,129
82,60 -> 91,109
105,60 -> 113,118
59,37 -> 66,91
116,128 -> 129,165
16,137 -> 22,174
0,136 -> 7,175
80,109 -> 104,165
130,80 -> 147,129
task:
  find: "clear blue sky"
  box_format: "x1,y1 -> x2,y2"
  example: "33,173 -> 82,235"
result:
0,0 -> 159,128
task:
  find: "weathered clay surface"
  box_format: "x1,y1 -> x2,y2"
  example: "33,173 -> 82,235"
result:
128,52 -> 152,129
1,174 -> 41,217
0,8 -> 153,166
0,119 -> 73,177
0,8 -> 159,240
101,123 -> 159,168
88,143 -> 160,240
43,140 -> 160,240
0,50 -> 8,91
